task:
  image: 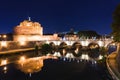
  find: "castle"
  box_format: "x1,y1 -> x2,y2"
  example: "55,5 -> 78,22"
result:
13,19 -> 59,41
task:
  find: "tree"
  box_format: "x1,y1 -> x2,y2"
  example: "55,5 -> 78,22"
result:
111,4 -> 120,42
78,30 -> 100,39
41,44 -> 52,55
99,47 -> 108,56
111,4 -> 120,53
111,4 -> 120,71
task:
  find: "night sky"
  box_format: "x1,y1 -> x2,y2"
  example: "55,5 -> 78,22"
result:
0,0 -> 120,35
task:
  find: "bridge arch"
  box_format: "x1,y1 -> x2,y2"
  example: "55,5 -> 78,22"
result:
88,51 -> 100,59
72,49 -> 82,57
59,42 -> 67,49
71,42 -> 82,50
107,42 -> 117,54
87,42 -> 100,59
88,42 -> 100,49
49,42 -> 55,47
72,42 -> 81,46
59,49 -> 67,56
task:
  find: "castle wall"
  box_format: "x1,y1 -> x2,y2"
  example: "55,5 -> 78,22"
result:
13,35 -> 59,41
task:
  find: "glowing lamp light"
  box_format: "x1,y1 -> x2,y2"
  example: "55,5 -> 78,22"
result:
18,37 -> 26,41
81,54 -> 85,59
46,41 -> 49,44
75,48 -> 79,53
1,59 -> 7,65
18,37 -> 26,46
2,35 -> 7,39
85,54 -> 89,60
1,41 -> 7,47
81,54 -> 89,60
19,56 -> 26,62
3,66 -> 7,71
85,41 -> 89,46
112,43 -> 116,46
65,53 -> 74,58
98,41 -> 104,47
53,52 -> 61,57
63,49 -> 66,54
98,55 -> 103,60
3,66 -> 8,74
81,41 -> 89,46
19,41 -> 26,46
67,41 -> 72,46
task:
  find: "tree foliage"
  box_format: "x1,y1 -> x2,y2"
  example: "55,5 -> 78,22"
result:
78,30 -> 100,39
112,4 -> 120,42
41,44 -> 52,55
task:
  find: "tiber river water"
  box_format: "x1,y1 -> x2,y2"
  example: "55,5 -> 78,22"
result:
0,48 -> 114,80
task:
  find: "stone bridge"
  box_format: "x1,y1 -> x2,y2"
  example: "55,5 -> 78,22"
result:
44,39 -> 113,47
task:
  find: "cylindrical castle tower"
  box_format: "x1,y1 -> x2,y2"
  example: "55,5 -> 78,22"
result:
14,20 -> 43,35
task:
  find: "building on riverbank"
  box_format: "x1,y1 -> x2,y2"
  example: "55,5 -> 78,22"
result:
13,19 -> 59,41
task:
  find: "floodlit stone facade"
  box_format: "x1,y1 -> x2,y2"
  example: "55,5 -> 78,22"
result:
13,20 -> 59,41
14,20 -> 43,35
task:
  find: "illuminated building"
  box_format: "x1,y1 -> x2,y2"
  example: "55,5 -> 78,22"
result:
13,19 -> 59,41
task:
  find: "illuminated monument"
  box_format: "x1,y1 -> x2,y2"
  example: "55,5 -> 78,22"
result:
13,19 -> 59,41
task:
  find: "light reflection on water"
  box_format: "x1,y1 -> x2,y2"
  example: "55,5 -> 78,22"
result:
0,54 -> 57,74
16,55 -> 57,74
16,56 -> 44,74
0,49 -> 103,75
0,48 -> 113,80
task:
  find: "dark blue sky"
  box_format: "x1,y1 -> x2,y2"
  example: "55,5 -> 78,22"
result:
0,0 -> 120,35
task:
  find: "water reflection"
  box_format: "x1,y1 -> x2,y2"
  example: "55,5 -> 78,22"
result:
1,59 -> 8,66
16,56 -> 57,74
16,57 -> 43,74
0,47 -> 104,75
0,47 -> 111,80
53,48 -> 103,61
3,66 -> 7,74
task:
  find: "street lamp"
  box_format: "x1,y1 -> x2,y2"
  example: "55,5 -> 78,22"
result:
3,35 -> 7,41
